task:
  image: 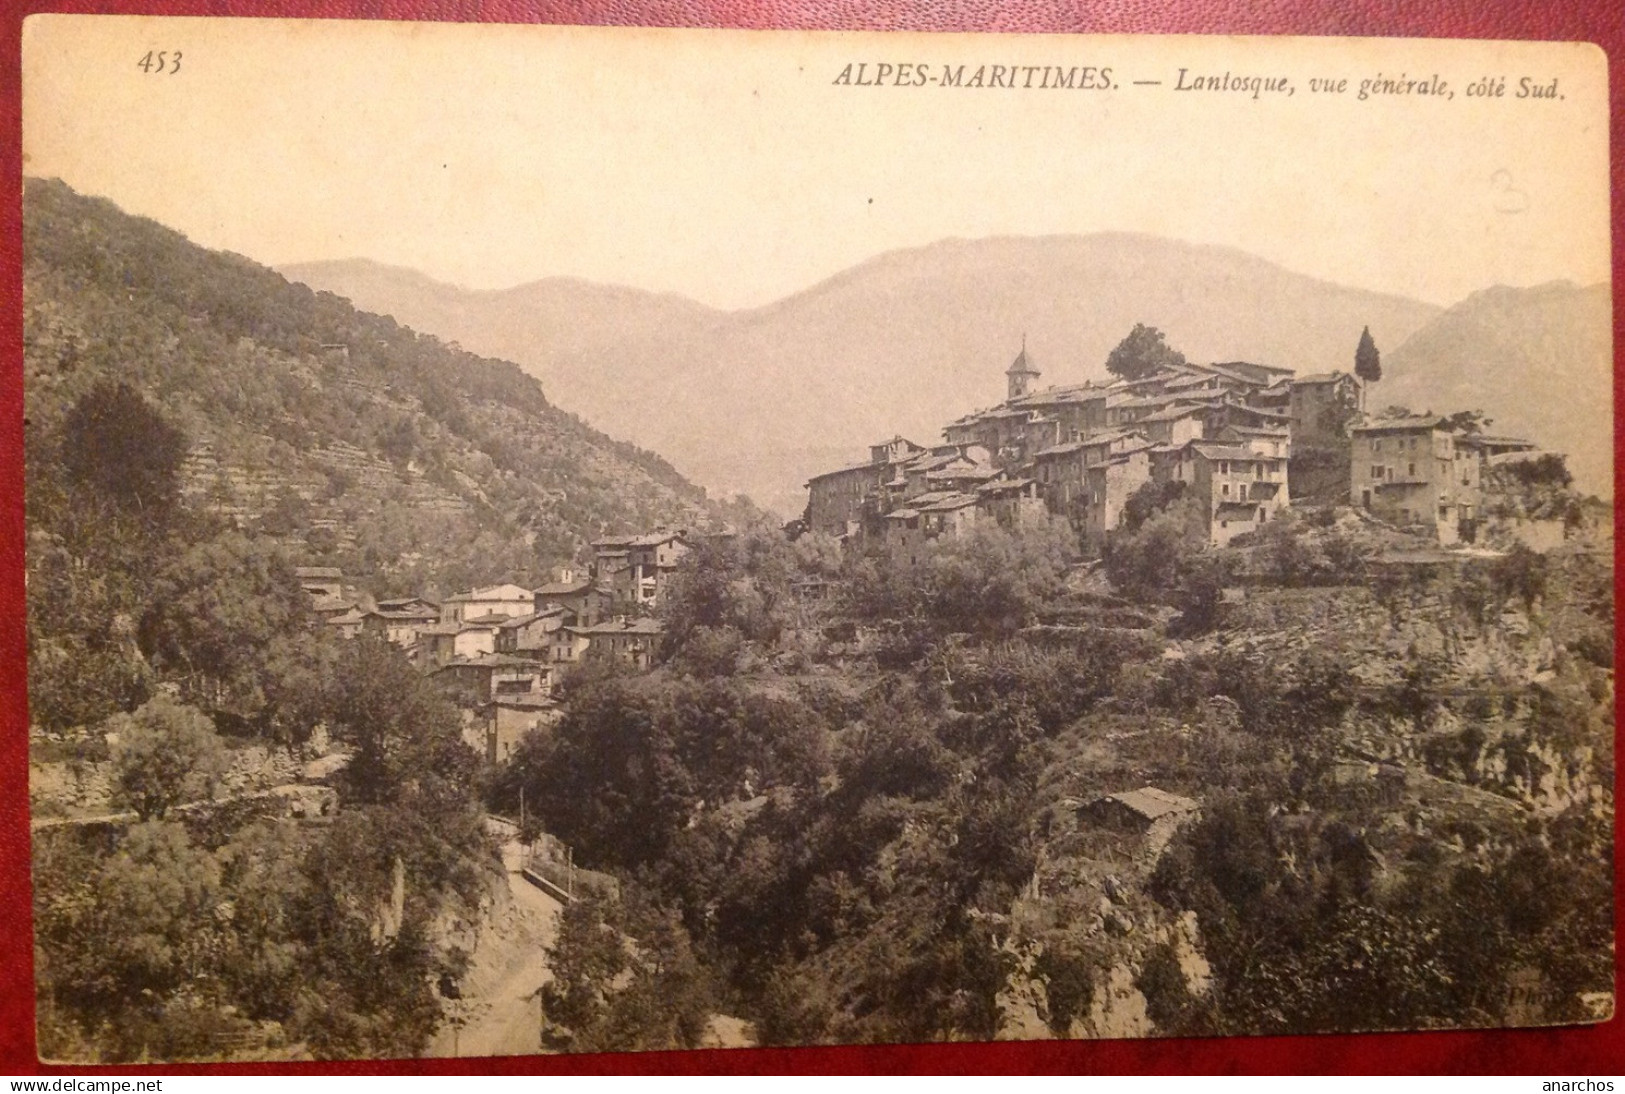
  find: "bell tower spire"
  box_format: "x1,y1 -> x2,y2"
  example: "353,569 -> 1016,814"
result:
1006,335 -> 1041,401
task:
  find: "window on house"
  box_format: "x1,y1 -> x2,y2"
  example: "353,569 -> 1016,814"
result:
1408,462 -> 1417,477
1371,466 -> 1384,479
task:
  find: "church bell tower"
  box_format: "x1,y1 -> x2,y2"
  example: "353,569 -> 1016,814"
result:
1006,336 -> 1041,401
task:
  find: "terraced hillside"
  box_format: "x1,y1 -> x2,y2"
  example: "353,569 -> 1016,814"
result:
24,178 -> 737,595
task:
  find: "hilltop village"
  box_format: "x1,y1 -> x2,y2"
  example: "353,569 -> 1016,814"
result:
804,343 -> 1552,556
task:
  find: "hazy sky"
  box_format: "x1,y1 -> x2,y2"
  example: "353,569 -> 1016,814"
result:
23,17 -> 1611,310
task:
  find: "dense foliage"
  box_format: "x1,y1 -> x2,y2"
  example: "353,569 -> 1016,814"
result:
495,504 -> 1612,1049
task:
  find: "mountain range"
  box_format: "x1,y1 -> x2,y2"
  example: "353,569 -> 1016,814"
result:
285,237 -> 1612,513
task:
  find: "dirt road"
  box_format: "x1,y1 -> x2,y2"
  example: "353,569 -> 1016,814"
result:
429,839 -> 562,1058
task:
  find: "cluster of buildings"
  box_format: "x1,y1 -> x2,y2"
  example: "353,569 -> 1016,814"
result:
805,343 -> 1546,556
293,528 -> 693,763
805,348 -> 1337,554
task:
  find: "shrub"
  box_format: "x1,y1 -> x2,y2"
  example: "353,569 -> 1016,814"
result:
107,697 -> 228,820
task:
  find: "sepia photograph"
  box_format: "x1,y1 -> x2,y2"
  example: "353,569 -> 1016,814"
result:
18,18 -> 1615,1064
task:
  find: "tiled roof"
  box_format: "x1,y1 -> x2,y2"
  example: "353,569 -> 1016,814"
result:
807,459 -> 887,484
927,466 -> 998,482
1006,347 -> 1040,375
1140,404 -> 1207,423
377,597 -> 440,611
1192,443 -> 1267,462
978,477 -> 1035,494
918,493 -> 979,512
1094,786 -> 1199,821
1458,434 -> 1537,448
435,653 -> 550,671
418,622 -> 474,636
576,619 -> 664,636
534,579 -> 592,597
1012,384 -> 1107,406
1352,415 -> 1444,433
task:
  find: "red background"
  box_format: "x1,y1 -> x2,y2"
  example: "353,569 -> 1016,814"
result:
0,0 -> 1619,1076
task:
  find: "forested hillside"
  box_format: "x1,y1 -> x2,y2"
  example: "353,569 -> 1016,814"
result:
25,178 -> 735,596
496,508 -> 1613,1048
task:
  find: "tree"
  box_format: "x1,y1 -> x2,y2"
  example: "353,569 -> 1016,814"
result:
1443,409 -> 1491,436
33,821 -> 225,1060
138,532 -> 314,722
60,381 -> 188,527
1354,326 -> 1382,408
541,894 -> 714,1053
323,637 -> 469,806
1105,323 -> 1188,381
107,696 -> 228,820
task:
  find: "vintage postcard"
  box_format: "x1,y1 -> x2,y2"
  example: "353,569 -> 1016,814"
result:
20,18 -> 1613,1062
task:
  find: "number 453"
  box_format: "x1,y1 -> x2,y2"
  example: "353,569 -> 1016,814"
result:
137,50 -> 181,74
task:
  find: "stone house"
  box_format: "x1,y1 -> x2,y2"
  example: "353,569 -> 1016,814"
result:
416,621 -> 498,668
805,439 -> 927,536
326,607 -> 367,640
882,490 -> 980,567
1080,786 -> 1201,858
360,606 -> 440,648
1076,447 -> 1154,552
494,606 -> 572,658
1289,371 -> 1360,445
1349,416 -> 1478,544
431,653 -> 553,706
440,584 -> 536,624
590,529 -> 691,610
573,618 -> 664,670
466,698 -> 562,764
533,578 -> 604,626
1033,431 -> 1154,547
1191,441 -> 1290,547
294,566 -> 344,601
974,476 -> 1047,531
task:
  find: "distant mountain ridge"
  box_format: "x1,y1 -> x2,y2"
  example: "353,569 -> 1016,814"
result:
1381,280 -> 1613,498
24,178 -> 739,594
283,236 -> 1608,513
